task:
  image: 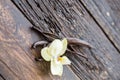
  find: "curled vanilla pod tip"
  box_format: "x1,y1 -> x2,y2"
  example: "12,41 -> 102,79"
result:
66,37 -> 94,48
32,41 -> 48,49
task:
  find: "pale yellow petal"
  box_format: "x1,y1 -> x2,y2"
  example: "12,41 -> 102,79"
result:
41,47 -> 52,61
59,38 -> 67,56
60,56 -> 71,65
51,58 -> 63,76
49,39 -> 63,57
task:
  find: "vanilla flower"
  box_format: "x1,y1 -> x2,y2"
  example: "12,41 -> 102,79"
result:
41,38 -> 71,76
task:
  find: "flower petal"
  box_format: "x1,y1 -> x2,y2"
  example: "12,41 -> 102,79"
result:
49,39 -> 63,57
41,47 -> 52,61
60,56 -> 71,65
51,58 -> 63,76
59,38 -> 67,56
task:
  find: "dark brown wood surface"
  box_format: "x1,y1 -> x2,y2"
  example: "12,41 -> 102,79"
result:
0,0 -> 120,80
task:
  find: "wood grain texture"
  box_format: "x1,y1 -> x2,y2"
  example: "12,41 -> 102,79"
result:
0,0 -> 78,80
0,0 -> 120,80
0,0 -> 50,80
80,0 -> 120,53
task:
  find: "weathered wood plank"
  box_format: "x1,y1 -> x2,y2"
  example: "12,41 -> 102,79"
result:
0,77 -> 4,80
0,0 -> 79,80
80,0 -> 120,53
0,0 -> 50,80
0,0 -> 120,80
11,0 -> 120,80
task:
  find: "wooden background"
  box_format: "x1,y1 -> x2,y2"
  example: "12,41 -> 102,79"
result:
0,0 -> 120,80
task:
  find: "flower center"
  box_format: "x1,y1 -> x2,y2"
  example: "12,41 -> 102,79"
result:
58,57 -> 63,61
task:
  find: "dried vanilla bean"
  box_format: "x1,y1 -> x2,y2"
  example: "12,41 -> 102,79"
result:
32,41 -> 48,48
67,38 -> 93,48
31,26 -> 93,60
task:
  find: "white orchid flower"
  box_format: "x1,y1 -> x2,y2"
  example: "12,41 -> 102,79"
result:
41,38 -> 71,76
